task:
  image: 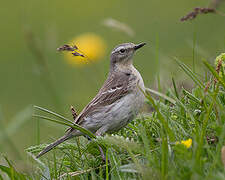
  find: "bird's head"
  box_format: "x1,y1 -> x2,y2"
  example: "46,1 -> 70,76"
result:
110,42 -> 146,69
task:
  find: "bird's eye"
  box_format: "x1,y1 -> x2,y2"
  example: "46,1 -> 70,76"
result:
119,48 -> 126,53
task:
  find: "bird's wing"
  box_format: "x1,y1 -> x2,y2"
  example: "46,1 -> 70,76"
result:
74,72 -> 136,125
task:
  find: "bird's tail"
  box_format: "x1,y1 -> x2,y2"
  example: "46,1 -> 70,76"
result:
36,133 -> 72,158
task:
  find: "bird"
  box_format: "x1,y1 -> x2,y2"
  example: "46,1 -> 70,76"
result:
36,42 -> 146,158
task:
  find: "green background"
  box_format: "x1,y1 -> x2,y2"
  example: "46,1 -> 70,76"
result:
0,0 -> 224,163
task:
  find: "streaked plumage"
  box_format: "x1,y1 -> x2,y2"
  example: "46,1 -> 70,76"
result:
36,42 -> 146,158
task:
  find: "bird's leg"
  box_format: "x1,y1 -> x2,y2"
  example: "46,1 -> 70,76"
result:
98,145 -> 106,162
71,106 -> 106,161
84,134 -> 105,161
95,130 -> 106,162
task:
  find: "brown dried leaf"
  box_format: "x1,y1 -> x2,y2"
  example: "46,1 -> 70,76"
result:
57,44 -> 78,51
72,51 -> 85,57
181,7 -> 215,22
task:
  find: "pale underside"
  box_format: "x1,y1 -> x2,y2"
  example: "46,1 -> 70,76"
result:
68,65 -> 145,136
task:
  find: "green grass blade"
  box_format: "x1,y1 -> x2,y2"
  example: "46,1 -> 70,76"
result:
37,118 -> 40,145
139,123 -> 152,164
182,88 -> 201,105
203,60 -> 225,89
195,94 -> 215,171
26,152 -> 50,180
0,156 -> 27,180
34,105 -> 73,124
174,57 -> 204,89
0,165 -> 12,179
145,88 -> 176,104
106,148 -> 109,180
209,122 -> 225,174
140,87 -> 175,141
171,94 -> 196,125
172,77 -> 179,99
33,114 -> 96,139
108,149 -> 123,180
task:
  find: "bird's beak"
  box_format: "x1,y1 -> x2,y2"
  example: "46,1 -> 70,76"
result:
134,42 -> 146,51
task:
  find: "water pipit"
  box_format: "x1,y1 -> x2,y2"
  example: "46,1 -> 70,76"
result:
37,42 -> 146,158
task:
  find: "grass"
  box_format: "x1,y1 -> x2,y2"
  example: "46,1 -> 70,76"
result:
1,55 -> 225,179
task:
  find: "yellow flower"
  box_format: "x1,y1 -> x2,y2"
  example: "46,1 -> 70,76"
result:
64,33 -> 106,66
176,138 -> 192,148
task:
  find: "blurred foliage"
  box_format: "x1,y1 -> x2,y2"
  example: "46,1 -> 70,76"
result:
0,0 -> 224,174
25,56 -> 225,179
